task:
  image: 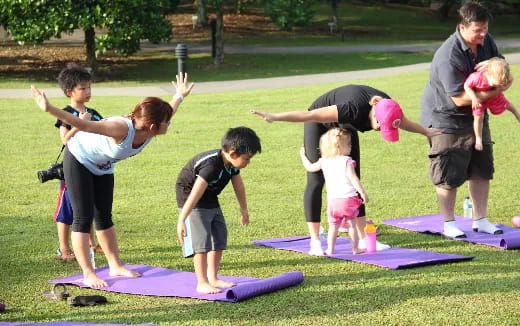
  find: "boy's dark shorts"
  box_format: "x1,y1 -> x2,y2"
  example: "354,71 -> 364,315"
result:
428,133 -> 494,189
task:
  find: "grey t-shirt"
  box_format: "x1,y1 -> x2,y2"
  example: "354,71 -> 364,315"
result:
420,28 -> 501,135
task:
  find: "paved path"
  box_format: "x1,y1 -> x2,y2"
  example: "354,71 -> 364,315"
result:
2,45 -> 520,99
141,39 -> 520,54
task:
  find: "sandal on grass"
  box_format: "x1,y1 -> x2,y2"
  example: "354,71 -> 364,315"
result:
67,295 -> 107,307
55,248 -> 76,261
43,283 -> 70,300
92,244 -> 104,254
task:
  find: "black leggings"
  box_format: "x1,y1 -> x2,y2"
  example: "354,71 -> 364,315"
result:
303,122 -> 365,223
64,147 -> 115,233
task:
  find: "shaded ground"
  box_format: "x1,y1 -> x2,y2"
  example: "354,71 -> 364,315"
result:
0,11 -> 363,83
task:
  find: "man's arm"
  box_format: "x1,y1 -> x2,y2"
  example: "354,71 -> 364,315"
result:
451,88 -> 502,107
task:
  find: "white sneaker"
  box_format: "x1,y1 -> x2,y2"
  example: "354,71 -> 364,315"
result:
443,221 -> 466,238
308,239 -> 324,256
474,218 -> 503,235
375,241 -> 391,251
359,239 -> 391,251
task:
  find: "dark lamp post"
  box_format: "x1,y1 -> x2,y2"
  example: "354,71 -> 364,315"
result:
175,43 -> 188,75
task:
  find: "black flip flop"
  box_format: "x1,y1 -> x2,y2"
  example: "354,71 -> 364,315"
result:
67,295 -> 107,306
43,283 -> 70,300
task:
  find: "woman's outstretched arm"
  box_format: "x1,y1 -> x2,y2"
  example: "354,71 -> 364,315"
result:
251,105 -> 338,123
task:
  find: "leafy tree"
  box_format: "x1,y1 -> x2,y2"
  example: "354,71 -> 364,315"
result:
0,0 -> 175,71
263,0 -> 316,31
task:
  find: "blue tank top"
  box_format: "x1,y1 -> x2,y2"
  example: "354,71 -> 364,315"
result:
67,117 -> 151,175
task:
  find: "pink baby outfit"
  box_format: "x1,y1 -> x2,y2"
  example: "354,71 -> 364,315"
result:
464,71 -> 510,116
320,156 -> 363,225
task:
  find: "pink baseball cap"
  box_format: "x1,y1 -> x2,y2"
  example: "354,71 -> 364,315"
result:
374,99 -> 403,142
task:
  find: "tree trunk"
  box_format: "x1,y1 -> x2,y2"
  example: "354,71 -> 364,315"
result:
330,0 -> 339,23
236,0 -> 242,14
84,27 -> 96,73
438,0 -> 457,21
197,0 -> 208,26
214,10 -> 224,65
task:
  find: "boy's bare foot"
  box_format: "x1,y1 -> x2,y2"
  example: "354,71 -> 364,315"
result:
352,248 -> 365,255
210,279 -> 236,289
109,266 -> 142,278
83,273 -> 108,289
197,283 -> 222,294
324,249 -> 334,256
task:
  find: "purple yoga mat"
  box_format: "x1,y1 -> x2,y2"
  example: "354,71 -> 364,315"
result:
252,236 -> 473,269
0,323 -> 153,326
49,265 -> 303,302
382,214 -> 520,249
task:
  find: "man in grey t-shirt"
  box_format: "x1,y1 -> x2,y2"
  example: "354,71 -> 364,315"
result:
420,1 -> 510,238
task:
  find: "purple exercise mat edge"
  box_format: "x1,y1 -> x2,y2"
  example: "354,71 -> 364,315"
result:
49,265 -> 304,303
252,236 -> 474,269
382,214 -> 520,249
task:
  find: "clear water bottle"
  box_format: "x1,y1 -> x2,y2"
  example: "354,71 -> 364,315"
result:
463,196 -> 473,218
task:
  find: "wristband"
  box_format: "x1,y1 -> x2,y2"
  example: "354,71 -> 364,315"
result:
173,93 -> 184,102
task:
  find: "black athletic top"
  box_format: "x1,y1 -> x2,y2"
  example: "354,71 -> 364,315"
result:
175,150 -> 240,209
308,84 -> 390,132
55,105 -> 103,130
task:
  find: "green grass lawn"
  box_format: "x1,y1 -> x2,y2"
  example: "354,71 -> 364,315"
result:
0,51 -> 436,89
1,67 -> 520,325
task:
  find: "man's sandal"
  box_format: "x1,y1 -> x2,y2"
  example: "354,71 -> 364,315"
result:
67,295 -> 107,307
55,248 -> 76,261
43,283 -> 70,300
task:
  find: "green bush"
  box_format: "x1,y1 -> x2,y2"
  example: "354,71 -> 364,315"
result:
263,0 -> 316,31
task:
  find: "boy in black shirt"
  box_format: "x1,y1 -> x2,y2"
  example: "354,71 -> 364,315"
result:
176,127 -> 261,294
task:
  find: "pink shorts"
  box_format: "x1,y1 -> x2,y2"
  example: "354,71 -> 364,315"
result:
472,93 -> 510,116
327,196 -> 363,225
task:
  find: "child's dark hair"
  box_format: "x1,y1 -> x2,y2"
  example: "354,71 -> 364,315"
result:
57,65 -> 92,97
221,127 -> 262,155
458,1 -> 492,25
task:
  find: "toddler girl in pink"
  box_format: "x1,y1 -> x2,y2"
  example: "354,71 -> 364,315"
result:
300,128 -> 368,255
464,57 -> 520,151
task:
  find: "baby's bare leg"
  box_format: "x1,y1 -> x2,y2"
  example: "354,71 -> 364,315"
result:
325,223 -> 340,255
507,104 -> 520,122
350,219 -> 364,254
474,114 -> 484,151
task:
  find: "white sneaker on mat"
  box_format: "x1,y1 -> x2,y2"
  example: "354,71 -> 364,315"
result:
359,239 -> 391,251
308,239 -> 324,256
443,221 -> 466,238
474,217 -> 503,235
